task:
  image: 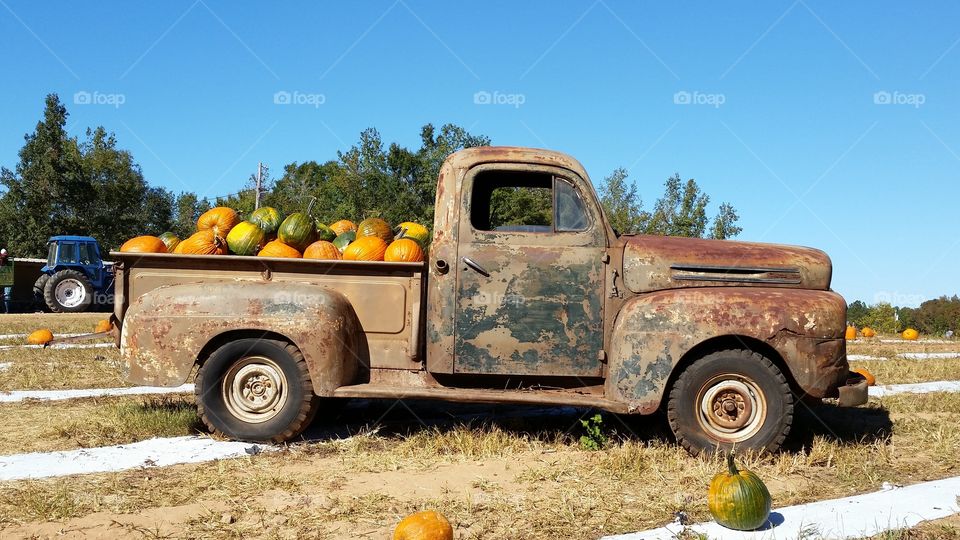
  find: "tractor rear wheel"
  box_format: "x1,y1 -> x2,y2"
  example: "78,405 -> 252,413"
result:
33,275 -> 50,312
43,270 -> 94,313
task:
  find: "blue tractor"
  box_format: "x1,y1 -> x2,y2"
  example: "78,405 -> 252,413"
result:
33,236 -> 114,313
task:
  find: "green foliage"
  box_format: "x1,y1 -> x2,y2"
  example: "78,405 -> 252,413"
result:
858,302 -> 899,334
848,297 -> 960,336
597,169 -> 741,239
847,300 -> 870,327
579,413 -> 608,451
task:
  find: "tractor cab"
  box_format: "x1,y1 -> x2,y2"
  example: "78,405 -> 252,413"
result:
36,236 -> 113,312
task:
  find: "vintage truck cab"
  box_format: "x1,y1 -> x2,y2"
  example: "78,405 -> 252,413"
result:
112,146 -> 867,454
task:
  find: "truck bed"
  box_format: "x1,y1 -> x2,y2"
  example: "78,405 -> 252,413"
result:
111,252 -> 426,370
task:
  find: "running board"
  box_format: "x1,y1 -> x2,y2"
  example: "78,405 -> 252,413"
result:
331,383 -> 630,413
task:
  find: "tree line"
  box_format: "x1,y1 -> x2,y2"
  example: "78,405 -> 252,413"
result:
0,94 -> 743,258
848,297 -> 960,336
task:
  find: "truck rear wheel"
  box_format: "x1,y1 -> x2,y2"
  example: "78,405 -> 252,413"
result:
195,338 -> 318,443
667,349 -> 793,455
43,270 -> 93,313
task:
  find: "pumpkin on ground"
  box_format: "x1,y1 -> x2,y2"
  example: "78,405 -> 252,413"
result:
303,240 -> 342,260
850,368 -> 876,386
197,207 -> 240,237
332,231 -> 356,253
226,221 -> 266,256
120,236 -> 168,254
315,222 -> 337,242
861,327 -> 876,338
257,240 -> 302,258
179,230 -> 228,256
329,219 -> 357,236
708,453 -> 772,531
902,328 -> 920,340
392,510 -> 453,540
158,232 -> 181,253
94,319 -> 113,333
278,212 -> 316,252
357,217 -> 394,243
249,206 -> 282,235
845,326 -> 857,340
343,236 -> 388,261
396,221 -> 430,247
27,329 -> 54,345
385,238 -> 424,262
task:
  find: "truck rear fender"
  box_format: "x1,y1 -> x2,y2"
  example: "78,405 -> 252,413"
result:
606,287 -> 847,413
120,281 -> 363,395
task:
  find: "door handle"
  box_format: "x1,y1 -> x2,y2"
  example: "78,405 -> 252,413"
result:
461,257 -> 490,277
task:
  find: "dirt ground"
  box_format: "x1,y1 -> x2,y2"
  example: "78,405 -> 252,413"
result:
1,315 -> 959,539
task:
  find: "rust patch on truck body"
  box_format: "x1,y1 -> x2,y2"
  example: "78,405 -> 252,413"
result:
606,287 -> 847,413
121,280 -> 362,395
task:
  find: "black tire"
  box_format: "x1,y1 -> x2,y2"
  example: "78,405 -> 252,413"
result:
195,338 -> 318,443
43,270 -> 94,313
33,275 -> 50,311
667,349 -> 793,455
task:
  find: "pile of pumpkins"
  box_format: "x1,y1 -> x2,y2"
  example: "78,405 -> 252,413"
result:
845,325 -> 921,341
119,206 -> 429,263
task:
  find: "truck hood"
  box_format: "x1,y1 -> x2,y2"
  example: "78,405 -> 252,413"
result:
620,235 -> 832,293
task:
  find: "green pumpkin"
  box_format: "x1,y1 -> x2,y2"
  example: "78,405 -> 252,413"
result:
249,206 -> 282,235
357,217 -> 394,243
708,454 -> 771,531
315,221 -> 336,242
332,231 -> 356,253
226,221 -> 266,256
278,212 -> 316,252
157,232 -> 181,253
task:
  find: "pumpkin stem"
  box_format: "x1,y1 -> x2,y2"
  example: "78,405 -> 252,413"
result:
726,452 -> 739,476
305,197 -> 317,217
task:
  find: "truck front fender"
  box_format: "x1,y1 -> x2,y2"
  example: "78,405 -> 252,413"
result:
606,287 -> 847,413
120,281 -> 362,395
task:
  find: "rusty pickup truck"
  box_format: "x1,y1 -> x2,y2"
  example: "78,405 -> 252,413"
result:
111,146 -> 867,454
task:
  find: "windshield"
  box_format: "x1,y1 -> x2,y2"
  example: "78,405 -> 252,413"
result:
46,243 -> 56,267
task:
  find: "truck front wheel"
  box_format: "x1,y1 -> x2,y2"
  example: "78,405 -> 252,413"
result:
667,349 -> 793,455
195,338 -> 318,443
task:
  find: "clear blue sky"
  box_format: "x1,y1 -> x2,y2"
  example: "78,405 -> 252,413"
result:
1,1 -> 957,306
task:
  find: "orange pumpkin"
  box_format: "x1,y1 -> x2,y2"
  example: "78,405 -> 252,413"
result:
850,368 -> 876,386
902,328 -> 919,340
94,319 -> 113,333
329,219 -> 357,236
343,236 -> 388,261
845,326 -> 857,340
257,240 -> 302,258
27,329 -> 54,345
385,239 -> 424,262
197,207 -> 240,237
178,230 -> 228,256
120,236 -> 168,254
303,240 -> 342,260
393,510 -> 453,540
861,327 -> 876,338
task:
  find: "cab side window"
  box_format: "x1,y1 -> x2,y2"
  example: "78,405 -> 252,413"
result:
470,170 -> 590,233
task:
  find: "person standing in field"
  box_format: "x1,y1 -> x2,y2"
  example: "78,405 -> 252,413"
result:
0,249 -> 11,313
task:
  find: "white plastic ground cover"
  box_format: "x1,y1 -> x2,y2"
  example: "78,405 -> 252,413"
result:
898,352 -> 960,360
847,354 -> 885,361
0,333 -> 90,340
880,339 -> 952,344
0,383 -> 194,403
869,380 -> 960,397
0,342 -> 114,351
603,475 -> 960,540
0,436 -> 270,481
0,361 -> 9,371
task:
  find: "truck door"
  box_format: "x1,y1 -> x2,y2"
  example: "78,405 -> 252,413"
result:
454,164 -> 606,377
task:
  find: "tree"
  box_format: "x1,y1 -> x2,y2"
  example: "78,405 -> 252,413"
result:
596,169 -> 741,239
172,192 -> 209,238
847,300 -> 870,327
598,168 -> 649,234
0,94 -> 86,256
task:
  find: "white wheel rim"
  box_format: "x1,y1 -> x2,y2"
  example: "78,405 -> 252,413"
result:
222,356 -> 288,424
696,374 -> 767,443
54,278 -> 86,308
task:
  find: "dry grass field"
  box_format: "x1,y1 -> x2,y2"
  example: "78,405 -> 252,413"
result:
0,313 -> 959,539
